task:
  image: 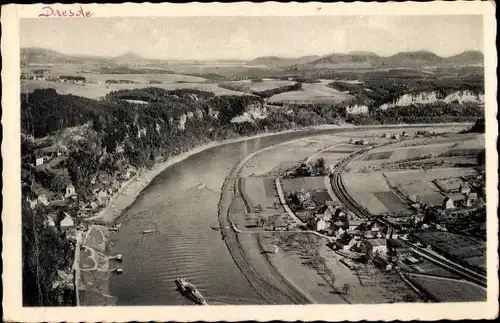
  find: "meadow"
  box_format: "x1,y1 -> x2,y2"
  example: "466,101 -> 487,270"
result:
219,79 -> 296,93
267,83 -> 354,105
22,79 -> 248,99
406,274 -> 486,302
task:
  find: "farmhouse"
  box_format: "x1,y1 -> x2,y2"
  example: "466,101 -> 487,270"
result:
442,196 -> 456,209
60,213 -> 75,231
460,183 -> 472,194
347,219 -> 364,234
365,238 -> 388,256
35,157 -> 44,167
465,192 -> 479,207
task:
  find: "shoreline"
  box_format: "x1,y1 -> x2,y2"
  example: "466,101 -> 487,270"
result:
87,122 -> 471,224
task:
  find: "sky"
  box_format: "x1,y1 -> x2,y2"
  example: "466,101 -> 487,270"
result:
20,15 -> 484,60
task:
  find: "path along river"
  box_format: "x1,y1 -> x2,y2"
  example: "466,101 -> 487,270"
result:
109,124 -> 467,305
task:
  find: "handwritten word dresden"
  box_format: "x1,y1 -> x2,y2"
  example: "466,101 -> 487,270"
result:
38,6 -> 94,18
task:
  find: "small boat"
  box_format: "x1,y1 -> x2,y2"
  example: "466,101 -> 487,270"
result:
175,277 -> 207,305
142,229 -> 156,234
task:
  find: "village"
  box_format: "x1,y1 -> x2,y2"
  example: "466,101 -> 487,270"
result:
231,127 -> 486,303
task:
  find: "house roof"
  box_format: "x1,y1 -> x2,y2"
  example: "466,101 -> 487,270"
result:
60,214 -> 74,227
468,192 -> 478,199
366,239 -> 387,247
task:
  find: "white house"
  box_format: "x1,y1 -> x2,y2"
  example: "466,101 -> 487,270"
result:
35,157 -> 44,167
315,218 -> 329,231
442,197 -> 456,209
60,213 -> 74,230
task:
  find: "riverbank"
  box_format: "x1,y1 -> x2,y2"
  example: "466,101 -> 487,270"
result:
86,122 -> 470,225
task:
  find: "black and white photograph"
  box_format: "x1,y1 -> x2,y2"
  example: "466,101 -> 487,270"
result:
2,2 -> 498,322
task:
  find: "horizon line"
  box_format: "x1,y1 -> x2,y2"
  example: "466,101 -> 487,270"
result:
21,46 -> 484,62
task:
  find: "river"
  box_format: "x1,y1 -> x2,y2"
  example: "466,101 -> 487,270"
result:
108,124 -> 468,305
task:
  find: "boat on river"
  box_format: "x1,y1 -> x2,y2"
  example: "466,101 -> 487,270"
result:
142,229 -> 157,234
175,277 -> 207,305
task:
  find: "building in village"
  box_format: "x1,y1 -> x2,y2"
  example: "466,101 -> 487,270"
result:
459,182 -> 472,194
37,194 -> 49,206
35,157 -> 44,167
364,238 -> 388,257
465,192 -> 479,207
442,196 -> 456,209
60,212 -> 75,231
64,184 -> 77,199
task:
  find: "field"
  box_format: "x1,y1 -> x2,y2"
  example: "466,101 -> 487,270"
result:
22,79 -> 249,99
373,191 -> 412,214
414,231 -> 486,271
384,168 -> 477,206
342,172 -> 393,214
311,190 -> 332,206
240,137 -> 336,177
363,151 -> 393,161
267,83 -> 354,104
406,274 -> 486,302
241,177 -> 279,210
219,79 -> 296,93
281,176 -> 327,194
348,133 -> 483,171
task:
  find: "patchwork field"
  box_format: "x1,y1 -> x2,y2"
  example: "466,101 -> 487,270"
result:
414,231 -> 486,271
22,79 -> 248,99
267,83 -> 354,104
383,168 -> 477,206
342,172 -> 393,215
240,137 -> 336,177
241,177 -> 279,210
348,133 -> 483,171
219,80 -> 296,93
373,191 -> 412,214
281,176 -> 327,194
406,274 -> 486,302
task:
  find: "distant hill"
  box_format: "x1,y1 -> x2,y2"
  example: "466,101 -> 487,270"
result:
250,55 -> 320,66
445,50 -> 484,65
21,47 -> 484,69
306,52 -> 385,68
303,50 -> 483,69
20,47 -> 153,65
21,47 -> 81,64
113,52 -> 152,65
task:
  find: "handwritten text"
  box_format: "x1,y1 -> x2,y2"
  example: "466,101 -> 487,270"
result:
39,5 -> 94,18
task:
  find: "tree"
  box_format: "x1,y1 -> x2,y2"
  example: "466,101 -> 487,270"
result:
315,157 -> 327,174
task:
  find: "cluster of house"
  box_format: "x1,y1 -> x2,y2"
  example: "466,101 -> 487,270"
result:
33,145 -> 68,167
441,182 -> 480,210
58,75 -> 86,84
308,202 -> 391,254
380,131 -> 409,140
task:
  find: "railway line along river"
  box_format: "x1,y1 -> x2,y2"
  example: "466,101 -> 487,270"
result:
108,123 -> 470,305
